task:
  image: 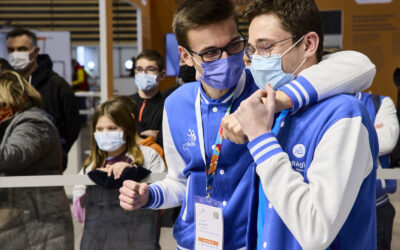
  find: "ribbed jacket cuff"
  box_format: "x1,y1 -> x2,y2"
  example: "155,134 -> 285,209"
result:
143,184 -> 164,209
248,132 -> 283,165
279,76 -> 318,111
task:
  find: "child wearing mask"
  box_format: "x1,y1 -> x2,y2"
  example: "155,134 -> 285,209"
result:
131,49 -> 166,146
73,97 -> 165,250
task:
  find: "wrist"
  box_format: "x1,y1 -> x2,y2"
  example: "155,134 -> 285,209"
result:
275,90 -> 292,112
246,128 -> 271,142
142,189 -> 152,208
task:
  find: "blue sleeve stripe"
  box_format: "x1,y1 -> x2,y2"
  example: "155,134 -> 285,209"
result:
249,136 -> 277,155
254,147 -> 283,165
248,132 -> 282,163
279,76 -> 317,111
248,132 -> 276,150
147,184 -> 164,209
253,144 -> 282,163
252,140 -> 279,157
296,76 -> 318,104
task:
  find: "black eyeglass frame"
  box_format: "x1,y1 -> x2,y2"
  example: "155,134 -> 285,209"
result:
186,35 -> 248,63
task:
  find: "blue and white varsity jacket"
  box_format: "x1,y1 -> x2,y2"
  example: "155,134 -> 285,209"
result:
246,94 -> 379,250
145,51 -> 376,249
356,92 -> 399,207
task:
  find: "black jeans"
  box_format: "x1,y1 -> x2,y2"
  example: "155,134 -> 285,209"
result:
377,202 -> 396,250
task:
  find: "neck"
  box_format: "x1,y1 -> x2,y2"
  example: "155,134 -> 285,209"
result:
201,81 -> 230,100
106,145 -> 126,158
138,88 -> 158,99
20,61 -> 38,79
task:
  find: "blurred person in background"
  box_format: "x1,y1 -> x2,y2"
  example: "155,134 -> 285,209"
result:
0,70 -> 73,250
72,59 -> 89,125
7,28 -> 81,170
356,91 -> 399,250
130,49 -> 165,146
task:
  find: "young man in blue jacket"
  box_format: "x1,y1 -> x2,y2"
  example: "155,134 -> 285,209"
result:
119,0 -> 376,249
235,0 -> 379,249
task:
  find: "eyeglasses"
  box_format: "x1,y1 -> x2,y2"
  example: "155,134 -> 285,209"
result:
187,37 -> 248,63
135,66 -> 159,74
245,36 -> 296,59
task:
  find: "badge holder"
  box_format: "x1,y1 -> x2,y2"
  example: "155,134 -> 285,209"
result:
194,195 -> 224,250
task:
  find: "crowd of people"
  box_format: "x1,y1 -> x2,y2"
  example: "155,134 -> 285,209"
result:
0,0 -> 399,249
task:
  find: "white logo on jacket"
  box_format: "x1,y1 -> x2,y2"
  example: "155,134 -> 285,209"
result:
182,129 -> 196,151
293,144 -> 305,158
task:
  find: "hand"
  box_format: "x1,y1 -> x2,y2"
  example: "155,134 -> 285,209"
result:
140,130 -> 159,139
375,123 -> 384,129
222,114 -> 248,144
119,180 -> 150,210
235,83 -> 276,141
105,162 -> 132,179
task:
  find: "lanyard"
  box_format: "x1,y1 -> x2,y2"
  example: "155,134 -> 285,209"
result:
195,70 -> 246,197
272,109 -> 289,136
206,104 -> 232,196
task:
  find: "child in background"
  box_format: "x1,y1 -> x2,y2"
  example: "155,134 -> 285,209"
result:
73,97 -> 165,250
113,95 -> 165,164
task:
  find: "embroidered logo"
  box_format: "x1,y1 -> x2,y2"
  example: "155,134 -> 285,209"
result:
182,129 -> 196,151
293,144 -> 305,158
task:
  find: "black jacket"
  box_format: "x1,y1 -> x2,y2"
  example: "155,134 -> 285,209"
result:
31,54 -> 81,152
131,92 -> 164,146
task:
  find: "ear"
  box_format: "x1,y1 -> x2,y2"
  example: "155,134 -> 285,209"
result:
178,45 -> 194,67
303,32 -> 319,59
158,69 -> 166,81
31,46 -> 40,59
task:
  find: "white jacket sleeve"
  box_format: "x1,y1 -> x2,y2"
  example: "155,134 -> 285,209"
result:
145,108 -> 188,209
72,168 -> 86,203
140,145 -> 166,173
375,97 -> 399,156
248,117 -> 374,250
279,51 -> 376,111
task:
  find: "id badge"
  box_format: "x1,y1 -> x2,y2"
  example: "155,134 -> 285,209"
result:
194,196 -> 224,250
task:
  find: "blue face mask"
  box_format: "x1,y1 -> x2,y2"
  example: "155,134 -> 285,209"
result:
94,131 -> 126,152
135,73 -> 158,91
195,51 -> 245,90
250,36 -> 305,90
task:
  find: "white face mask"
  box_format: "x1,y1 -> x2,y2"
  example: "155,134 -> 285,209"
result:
135,73 -> 158,91
8,50 -> 34,70
94,131 -> 126,152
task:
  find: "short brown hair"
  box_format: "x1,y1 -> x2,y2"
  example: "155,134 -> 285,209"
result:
243,0 -> 324,62
136,49 -> 165,71
172,0 -> 239,49
7,28 -> 37,47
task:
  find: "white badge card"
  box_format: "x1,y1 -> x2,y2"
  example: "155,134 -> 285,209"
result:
194,196 -> 224,250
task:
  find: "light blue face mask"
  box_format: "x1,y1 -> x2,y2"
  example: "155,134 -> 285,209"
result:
250,36 -> 306,90
135,73 -> 158,91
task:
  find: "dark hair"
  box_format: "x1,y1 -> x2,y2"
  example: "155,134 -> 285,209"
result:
0,58 -> 14,73
7,28 -> 38,47
243,0 -> 324,62
113,95 -> 138,120
136,49 -> 165,71
172,0 -> 239,49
